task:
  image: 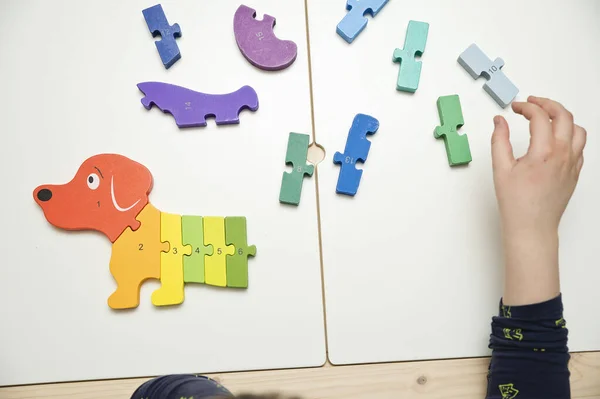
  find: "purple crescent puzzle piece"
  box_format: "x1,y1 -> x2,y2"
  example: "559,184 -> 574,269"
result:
137,82 -> 259,127
233,5 -> 298,71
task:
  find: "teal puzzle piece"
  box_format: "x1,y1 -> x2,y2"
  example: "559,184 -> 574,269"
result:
280,133 -> 314,205
393,21 -> 429,93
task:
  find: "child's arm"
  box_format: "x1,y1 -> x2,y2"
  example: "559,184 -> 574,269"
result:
492,96 -> 586,306
486,96 -> 586,399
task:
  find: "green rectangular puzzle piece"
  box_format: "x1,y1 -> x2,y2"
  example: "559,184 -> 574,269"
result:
182,215 -> 213,284
225,216 -> 256,288
393,20 -> 429,93
434,95 -> 472,166
279,132 -> 314,205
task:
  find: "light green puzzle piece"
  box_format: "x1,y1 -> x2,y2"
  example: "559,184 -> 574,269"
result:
182,215 -> 213,284
434,95 -> 472,166
225,217 -> 256,288
279,132 -> 314,205
393,20 -> 429,92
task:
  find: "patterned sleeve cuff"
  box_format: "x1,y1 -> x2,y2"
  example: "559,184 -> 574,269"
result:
498,294 -> 565,324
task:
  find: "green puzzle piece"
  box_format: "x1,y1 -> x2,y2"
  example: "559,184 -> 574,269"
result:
182,215 -> 213,284
279,132 -> 314,205
393,20 -> 429,93
225,217 -> 256,288
434,95 -> 472,166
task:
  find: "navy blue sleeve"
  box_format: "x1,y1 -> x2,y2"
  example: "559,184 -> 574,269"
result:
485,294 -> 570,399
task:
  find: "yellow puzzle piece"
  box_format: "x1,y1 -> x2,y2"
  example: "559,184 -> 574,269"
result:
203,216 -> 234,287
108,204 -> 166,309
152,212 -> 191,306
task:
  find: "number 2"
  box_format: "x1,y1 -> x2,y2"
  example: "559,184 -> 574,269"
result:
138,243 -> 144,250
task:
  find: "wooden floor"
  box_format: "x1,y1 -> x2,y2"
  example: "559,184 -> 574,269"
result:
1,352 -> 599,399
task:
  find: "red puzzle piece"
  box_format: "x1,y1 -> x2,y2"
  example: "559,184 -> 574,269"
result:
33,154 -> 153,242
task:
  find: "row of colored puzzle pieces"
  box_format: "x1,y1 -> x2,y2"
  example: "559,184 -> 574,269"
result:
337,1 -> 518,107
111,205 -> 256,309
276,95 -> 472,203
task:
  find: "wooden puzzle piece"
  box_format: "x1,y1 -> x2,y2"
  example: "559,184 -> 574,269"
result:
225,217 -> 256,288
336,0 -> 389,43
457,43 -> 519,108
108,204 -> 166,309
142,4 -> 182,69
138,82 -> 259,127
182,215 -> 213,284
33,154 -> 153,243
393,21 -> 429,93
203,217 -> 234,287
152,212 -> 191,306
233,5 -> 297,71
279,133 -> 314,205
333,114 -> 379,196
434,95 -> 472,166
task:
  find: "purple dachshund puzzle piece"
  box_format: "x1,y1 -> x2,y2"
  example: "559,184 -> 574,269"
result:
137,82 -> 259,127
233,5 -> 297,71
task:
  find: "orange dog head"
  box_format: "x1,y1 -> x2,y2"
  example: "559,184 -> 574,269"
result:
33,154 -> 153,242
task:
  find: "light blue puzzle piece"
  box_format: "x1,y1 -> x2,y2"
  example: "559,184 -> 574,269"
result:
393,20 -> 429,92
142,4 -> 182,69
333,114 -> 379,196
336,0 -> 389,44
457,43 -> 518,108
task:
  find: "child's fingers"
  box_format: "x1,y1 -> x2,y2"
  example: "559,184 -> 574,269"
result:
512,101 -> 553,158
572,125 -> 587,157
491,115 -> 515,170
528,96 -> 574,144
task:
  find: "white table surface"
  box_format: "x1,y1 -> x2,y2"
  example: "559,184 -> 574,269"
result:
0,0 -> 325,385
308,0 -> 600,364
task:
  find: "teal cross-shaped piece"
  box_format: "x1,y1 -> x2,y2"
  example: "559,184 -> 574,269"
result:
393,21 -> 429,92
434,95 -> 472,166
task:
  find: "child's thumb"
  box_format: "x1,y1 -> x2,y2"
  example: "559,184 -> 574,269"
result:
491,116 -> 515,170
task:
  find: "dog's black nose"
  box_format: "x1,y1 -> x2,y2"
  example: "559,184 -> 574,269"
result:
37,188 -> 52,202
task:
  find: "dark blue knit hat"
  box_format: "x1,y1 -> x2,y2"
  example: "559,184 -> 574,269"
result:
131,374 -> 235,399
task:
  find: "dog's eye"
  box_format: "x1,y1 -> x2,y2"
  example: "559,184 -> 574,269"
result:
87,173 -> 100,190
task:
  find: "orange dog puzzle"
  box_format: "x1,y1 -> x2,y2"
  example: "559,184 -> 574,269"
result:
33,154 -> 257,310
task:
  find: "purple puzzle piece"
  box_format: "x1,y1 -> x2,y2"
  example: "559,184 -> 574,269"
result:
233,5 -> 297,71
137,82 -> 259,127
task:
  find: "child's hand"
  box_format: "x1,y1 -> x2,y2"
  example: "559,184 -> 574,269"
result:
492,96 -> 586,235
491,96 -> 586,305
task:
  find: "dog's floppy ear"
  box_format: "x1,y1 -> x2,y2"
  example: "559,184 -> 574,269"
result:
105,154 -> 154,209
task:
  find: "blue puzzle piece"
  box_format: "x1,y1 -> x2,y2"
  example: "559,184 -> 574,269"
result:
142,4 -> 182,69
333,114 -> 379,196
336,0 -> 389,44
457,43 -> 518,108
